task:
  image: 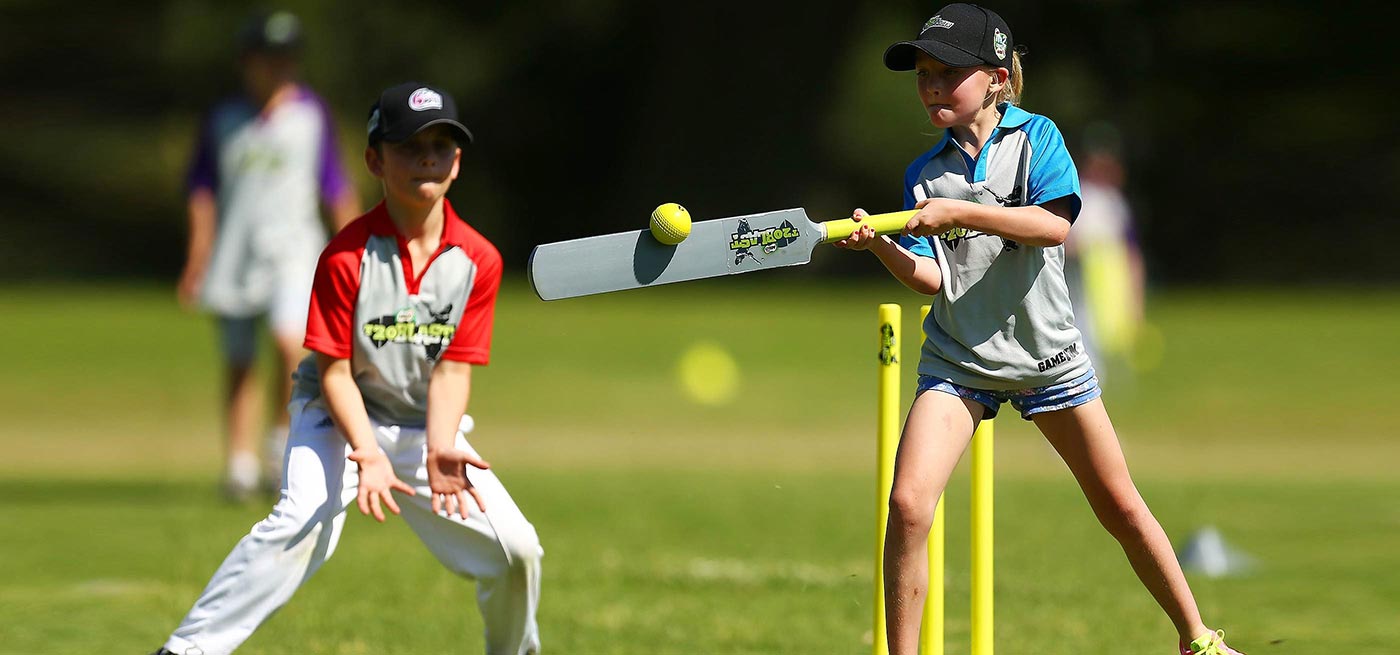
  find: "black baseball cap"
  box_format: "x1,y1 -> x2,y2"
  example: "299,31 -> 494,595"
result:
367,82 -> 475,146
883,4 -> 1014,71
238,11 -> 304,54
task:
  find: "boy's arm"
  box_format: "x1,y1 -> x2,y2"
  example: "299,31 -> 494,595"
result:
326,189 -> 361,232
177,188 -> 217,308
316,353 -> 415,522
425,360 -> 491,518
312,95 -> 359,232
426,360 -> 471,454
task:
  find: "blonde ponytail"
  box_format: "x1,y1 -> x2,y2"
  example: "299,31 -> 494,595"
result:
994,50 -> 1023,106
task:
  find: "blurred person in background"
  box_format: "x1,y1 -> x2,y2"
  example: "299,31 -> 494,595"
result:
177,10 -> 360,501
1064,124 -> 1145,381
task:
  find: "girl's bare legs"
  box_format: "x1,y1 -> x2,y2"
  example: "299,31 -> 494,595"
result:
884,390 -> 984,655
1032,398 -> 1210,642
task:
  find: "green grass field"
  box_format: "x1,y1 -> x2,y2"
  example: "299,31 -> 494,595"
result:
1,281 -> 1398,654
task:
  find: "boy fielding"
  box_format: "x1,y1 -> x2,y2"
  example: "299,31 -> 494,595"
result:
154,82 -> 542,655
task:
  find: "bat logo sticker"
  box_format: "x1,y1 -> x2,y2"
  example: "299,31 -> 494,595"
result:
729,219 -> 802,265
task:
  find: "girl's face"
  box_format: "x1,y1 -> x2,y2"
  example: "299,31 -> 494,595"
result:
367,125 -> 461,208
914,51 -> 998,129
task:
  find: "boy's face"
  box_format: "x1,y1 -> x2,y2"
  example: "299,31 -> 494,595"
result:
239,51 -> 298,102
913,51 -> 1002,129
366,125 -> 462,208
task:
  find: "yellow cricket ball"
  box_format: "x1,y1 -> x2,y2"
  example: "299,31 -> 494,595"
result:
650,202 -> 691,245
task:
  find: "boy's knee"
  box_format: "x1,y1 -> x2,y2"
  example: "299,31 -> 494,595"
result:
500,524 -> 543,572
252,495 -> 335,543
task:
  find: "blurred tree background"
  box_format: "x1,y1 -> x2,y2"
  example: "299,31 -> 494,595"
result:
0,0 -> 1394,285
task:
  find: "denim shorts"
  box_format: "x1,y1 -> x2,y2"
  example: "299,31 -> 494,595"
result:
916,368 -> 1101,420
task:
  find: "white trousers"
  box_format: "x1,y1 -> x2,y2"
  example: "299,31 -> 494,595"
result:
164,402 -> 543,655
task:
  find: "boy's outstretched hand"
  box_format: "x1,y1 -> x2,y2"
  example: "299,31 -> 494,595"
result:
348,448 -> 416,522
428,447 -> 491,519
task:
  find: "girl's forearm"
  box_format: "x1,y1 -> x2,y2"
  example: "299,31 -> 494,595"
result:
870,237 -> 942,295
956,202 -> 1071,247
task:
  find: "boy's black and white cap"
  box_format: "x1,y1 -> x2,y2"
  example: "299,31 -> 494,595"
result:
367,82 -> 474,146
883,3 -> 1015,71
238,11 -> 304,54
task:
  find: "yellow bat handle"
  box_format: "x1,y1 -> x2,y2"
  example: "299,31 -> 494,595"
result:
821,210 -> 918,244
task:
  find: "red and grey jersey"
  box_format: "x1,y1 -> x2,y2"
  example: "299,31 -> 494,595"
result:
291,200 -> 502,426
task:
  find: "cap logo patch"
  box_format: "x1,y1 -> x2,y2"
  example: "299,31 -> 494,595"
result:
922,14 -> 954,31
366,108 -> 380,136
993,28 -> 1008,60
408,88 -> 443,112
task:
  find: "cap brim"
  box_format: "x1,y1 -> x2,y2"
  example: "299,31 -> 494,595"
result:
883,40 -> 986,71
381,118 -> 475,146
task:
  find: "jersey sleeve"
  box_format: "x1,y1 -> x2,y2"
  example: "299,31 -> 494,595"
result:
186,110 -> 218,194
313,95 -> 352,202
1024,118 -> 1082,220
899,154 -> 937,258
304,237 -> 363,359
441,244 -> 502,364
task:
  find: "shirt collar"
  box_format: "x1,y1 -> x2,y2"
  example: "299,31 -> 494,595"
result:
366,199 -> 468,247
996,103 -> 1033,129
929,103 -> 1032,156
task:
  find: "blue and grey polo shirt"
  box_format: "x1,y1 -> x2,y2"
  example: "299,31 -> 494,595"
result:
899,103 -> 1089,391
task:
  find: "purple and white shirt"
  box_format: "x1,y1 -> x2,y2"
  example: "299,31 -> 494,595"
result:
187,85 -> 351,316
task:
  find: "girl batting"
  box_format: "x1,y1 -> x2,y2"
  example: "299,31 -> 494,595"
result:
835,5 -> 1245,654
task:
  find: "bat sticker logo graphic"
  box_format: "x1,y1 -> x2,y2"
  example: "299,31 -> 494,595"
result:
729,219 -> 802,265
730,219 -> 763,266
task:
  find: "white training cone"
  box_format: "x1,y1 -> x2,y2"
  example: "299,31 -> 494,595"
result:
1178,525 -> 1255,579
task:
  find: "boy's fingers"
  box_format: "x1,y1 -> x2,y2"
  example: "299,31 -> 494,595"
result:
914,198 -> 933,208
384,492 -> 402,516
432,493 -> 442,515
370,495 -> 385,522
392,479 -> 416,496
457,491 -> 471,518
357,488 -> 370,516
469,487 -> 487,513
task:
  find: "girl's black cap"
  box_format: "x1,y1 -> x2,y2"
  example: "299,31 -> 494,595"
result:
883,3 -> 1014,71
367,82 -> 474,146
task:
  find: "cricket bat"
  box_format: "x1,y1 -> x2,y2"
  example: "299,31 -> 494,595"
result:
528,208 -> 917,301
